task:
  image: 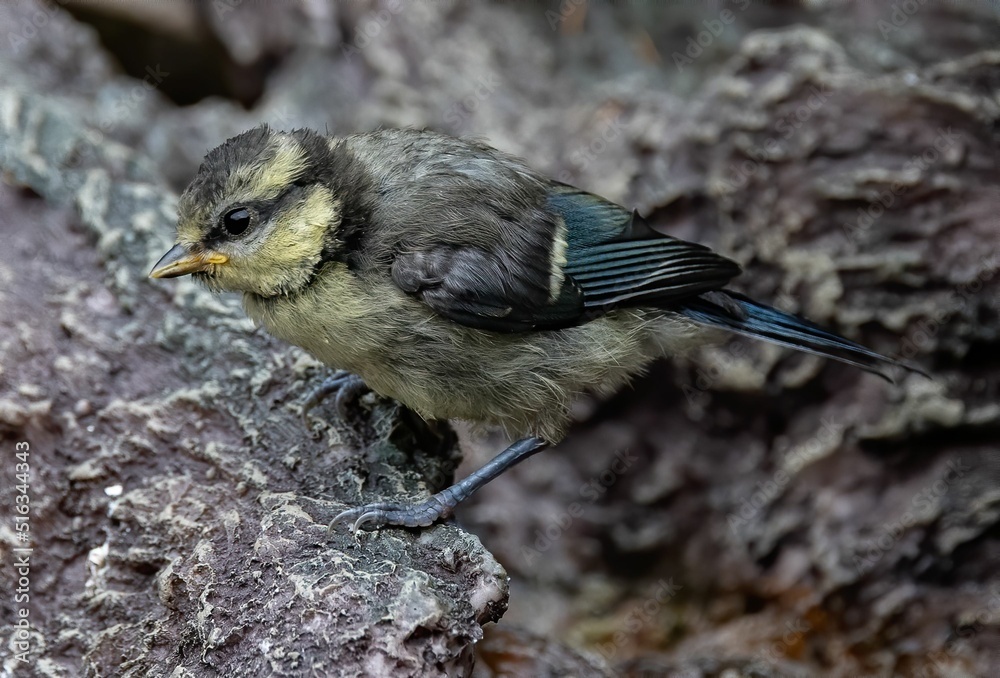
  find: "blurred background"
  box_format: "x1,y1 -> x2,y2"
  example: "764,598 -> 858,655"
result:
2,1 -> 1000,676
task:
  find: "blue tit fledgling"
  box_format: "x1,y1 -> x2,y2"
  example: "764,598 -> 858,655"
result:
150,126 -> 920,531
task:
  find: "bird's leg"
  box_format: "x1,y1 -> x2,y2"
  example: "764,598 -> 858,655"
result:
331,436 -> 549,532
301,370 -> 369,429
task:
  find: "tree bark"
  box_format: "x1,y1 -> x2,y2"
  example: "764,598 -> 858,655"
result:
1,1 -> 998,677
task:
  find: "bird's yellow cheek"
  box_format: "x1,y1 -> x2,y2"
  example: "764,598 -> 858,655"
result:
160,185 -> 341,297
266,186 -> 340,267
228,187 -> 340,296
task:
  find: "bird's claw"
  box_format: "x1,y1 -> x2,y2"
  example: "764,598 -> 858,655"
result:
328,496 -> 451,534
301,371 -> 368,432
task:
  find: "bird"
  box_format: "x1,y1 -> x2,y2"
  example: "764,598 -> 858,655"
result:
150,125 -> 920,532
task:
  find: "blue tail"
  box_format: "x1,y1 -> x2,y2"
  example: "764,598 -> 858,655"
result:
678,291 -> 923,381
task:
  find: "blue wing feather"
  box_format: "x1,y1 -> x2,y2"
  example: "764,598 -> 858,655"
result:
546,185 -> 741,310
545,186 -> 635,251
544,185 -> 920,378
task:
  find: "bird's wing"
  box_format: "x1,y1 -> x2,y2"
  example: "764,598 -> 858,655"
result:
549,185 -> 741,311
391,245 -> 586,332
390,183 -> 741,333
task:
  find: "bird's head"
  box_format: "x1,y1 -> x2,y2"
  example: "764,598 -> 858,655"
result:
150,125 -> 343,297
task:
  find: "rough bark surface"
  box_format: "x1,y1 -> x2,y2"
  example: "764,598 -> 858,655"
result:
0,85 -> 512,678
1,1 -> 998,677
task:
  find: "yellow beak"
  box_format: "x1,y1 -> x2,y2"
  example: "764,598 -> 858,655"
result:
149,244 -> 229,279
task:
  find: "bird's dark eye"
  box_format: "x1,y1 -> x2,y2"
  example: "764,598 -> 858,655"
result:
222,207 -> 251,236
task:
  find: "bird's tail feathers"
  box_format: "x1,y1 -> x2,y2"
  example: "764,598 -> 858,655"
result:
677,290 -> 926,382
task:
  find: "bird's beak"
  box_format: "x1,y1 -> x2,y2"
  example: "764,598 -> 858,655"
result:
149,244 -> 229,279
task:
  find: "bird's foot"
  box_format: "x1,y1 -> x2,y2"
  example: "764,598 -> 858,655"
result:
329,436 -> 549,534
330,494 -> 455,533
301,371 -> 368,432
